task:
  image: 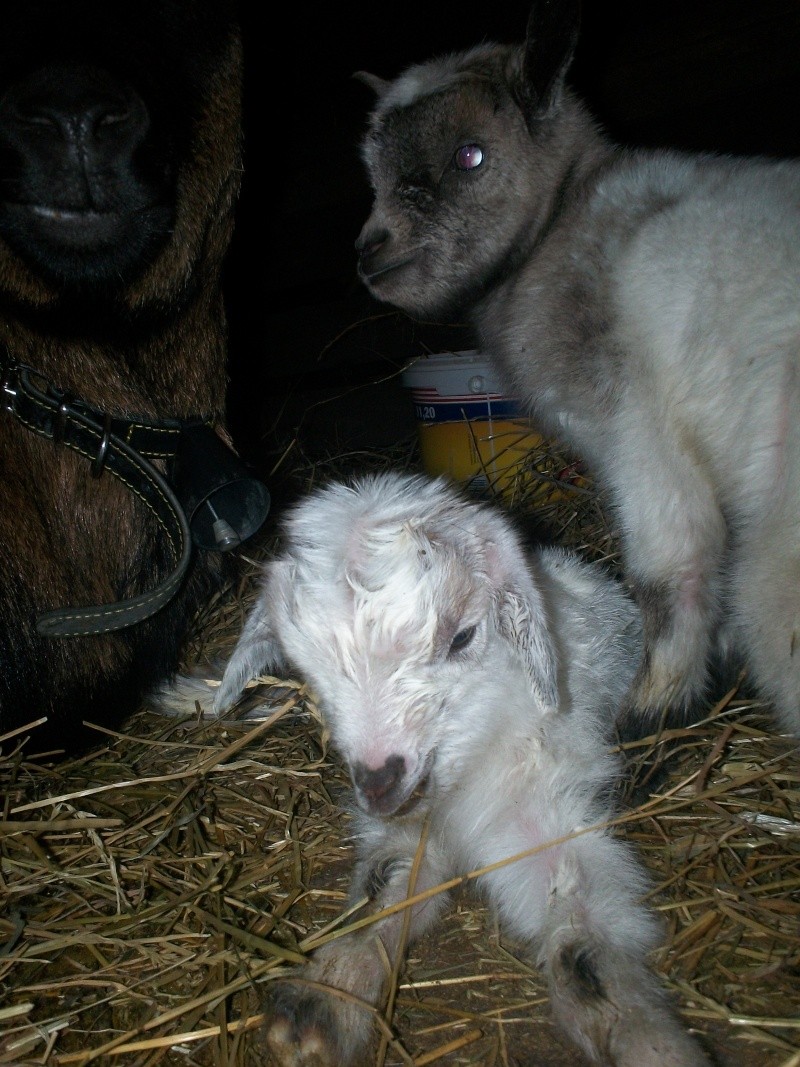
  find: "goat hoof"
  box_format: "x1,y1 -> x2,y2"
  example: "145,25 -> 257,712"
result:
266,1017 -> 330,1067
261,982 -> 360,1067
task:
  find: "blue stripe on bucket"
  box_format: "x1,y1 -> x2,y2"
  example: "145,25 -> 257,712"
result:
411,398 -> 523,423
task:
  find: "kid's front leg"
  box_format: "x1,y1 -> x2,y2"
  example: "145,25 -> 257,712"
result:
607,413 -> 728,731
262,816 -> 452,1067
539,838 -> 711,1067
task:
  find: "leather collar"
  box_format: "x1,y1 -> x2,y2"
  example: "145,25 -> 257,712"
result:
1,358 -> 203,637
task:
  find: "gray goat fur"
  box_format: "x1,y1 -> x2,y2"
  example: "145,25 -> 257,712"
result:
355,0 -> 800,737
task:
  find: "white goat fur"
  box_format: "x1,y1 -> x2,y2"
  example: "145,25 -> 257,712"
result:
354,0 -> 800,736
164,471 -> 710,1066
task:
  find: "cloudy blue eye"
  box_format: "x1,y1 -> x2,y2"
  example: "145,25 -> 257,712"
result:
454,144 -> 483,171
449,625 -> 477,655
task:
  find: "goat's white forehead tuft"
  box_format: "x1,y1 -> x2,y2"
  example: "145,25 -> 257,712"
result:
369,43 -> 502,116
280,471 -> 490,660
283,471 -> 476,557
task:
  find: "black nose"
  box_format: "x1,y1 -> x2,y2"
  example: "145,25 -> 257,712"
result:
352,755 -> 405,808
355,225 -> 389,260
0,63 -> 149,192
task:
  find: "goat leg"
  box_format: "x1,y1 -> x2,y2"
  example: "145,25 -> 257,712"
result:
261,816 -> 452,1067
537,845 -> 712,1067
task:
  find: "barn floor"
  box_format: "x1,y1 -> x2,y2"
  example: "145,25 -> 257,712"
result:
1,685 -> 797,1067
1,428 -> 798,1067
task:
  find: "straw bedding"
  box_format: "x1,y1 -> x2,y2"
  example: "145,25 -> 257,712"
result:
1,423 -> 798,1067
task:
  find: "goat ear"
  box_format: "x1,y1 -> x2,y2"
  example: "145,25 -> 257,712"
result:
484,529 -> 561,714
353,70 -> 390,96
213,561 -> 292,714
521,0 -> 580,119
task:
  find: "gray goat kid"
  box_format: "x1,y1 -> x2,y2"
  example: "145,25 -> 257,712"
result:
165,471 -> 709,1066
355,0 -> 800,736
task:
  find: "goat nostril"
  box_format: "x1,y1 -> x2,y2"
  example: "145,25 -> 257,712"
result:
355,226 -> 389,258
1,67 -> 148,155
353,755 -> 405,801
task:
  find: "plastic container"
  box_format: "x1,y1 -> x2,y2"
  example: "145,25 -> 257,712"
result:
401,351 -> 546,498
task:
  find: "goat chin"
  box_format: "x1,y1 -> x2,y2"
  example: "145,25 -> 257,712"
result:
157,469 -> 709,1067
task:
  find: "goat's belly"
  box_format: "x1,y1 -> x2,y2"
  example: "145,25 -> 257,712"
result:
697,363 -> 800,522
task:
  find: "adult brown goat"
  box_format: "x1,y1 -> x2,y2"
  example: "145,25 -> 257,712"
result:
0,1 -> 266,752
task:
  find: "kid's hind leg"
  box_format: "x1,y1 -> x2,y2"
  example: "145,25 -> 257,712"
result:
261,817 -> 452,1067
732,520 -> 800,736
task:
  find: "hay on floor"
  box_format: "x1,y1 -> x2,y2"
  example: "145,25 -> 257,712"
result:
1,429 -> 798,1067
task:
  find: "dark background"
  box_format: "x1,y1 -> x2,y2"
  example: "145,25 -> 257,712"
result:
223,0 -> 800,488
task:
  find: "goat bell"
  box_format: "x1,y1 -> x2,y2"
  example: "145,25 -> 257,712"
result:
174,425 -> 270,552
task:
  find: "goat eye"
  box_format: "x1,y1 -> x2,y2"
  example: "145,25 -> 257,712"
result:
453,143 -> 483,171
449,625 -> 477,655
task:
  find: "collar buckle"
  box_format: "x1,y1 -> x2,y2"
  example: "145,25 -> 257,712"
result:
1,362 -> 18,414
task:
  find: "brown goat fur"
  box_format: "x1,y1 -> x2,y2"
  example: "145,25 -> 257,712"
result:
0,1 -> 244,751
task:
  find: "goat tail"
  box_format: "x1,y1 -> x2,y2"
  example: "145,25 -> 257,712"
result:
147,670 -> 221,718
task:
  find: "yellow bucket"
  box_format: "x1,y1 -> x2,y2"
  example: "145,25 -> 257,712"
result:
402,351 -> 548,500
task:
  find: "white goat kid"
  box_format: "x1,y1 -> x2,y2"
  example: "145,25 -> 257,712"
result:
190,471 -> 709,1066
